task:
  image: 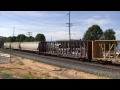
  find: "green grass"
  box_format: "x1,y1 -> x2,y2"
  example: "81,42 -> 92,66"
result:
22,75 -> 31,79
22,75 -> 39,79
22,71 -> 39,79
0,73 -> 13,78
0,50 -> 3,53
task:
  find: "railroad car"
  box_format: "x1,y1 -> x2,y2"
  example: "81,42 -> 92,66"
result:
40,40 -> 92,61
92,40 -> 120,63
20,42 -> 40,53
3,40 -> 120,64
11,42 -> 20,50
4,42 -> 11,49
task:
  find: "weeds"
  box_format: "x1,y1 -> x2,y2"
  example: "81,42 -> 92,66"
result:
22,75 -> 31,79
0,51 -> 2,53
0,73 -> 13,78
28,71 -> 32,75
44,72 -> 51,78
22,75 -> 39,79
17,61 -> 24,65
32,61 -> 35,63
53,76 -> 59,79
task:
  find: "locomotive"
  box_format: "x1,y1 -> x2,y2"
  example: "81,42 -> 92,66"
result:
3,40 -> 120,64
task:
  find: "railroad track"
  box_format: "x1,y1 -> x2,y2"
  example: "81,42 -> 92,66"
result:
1,48 -> 120,79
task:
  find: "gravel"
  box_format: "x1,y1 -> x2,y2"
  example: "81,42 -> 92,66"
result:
1,49 -> 120,79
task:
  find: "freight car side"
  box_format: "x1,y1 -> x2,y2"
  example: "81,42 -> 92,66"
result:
20,42 -> 40,53
92,40 -> 120,64
40,40 -> 92,61
4,42 -> 11,49
11,42 -> 20,50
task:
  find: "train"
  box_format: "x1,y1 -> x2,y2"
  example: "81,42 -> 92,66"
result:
3,40 -> 120,64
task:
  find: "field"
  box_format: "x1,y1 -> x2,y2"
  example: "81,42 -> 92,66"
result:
0,52 -> 111,79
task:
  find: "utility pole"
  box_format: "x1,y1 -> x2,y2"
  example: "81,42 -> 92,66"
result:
27,32 -> 32,37
10,26 -> 15,63
68,11 -> 71,41
66,11 -> 73,54
66,11 -> 73,41
13,26 -> 15,37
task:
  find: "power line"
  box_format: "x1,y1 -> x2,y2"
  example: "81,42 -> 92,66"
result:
27,32 -> 32,37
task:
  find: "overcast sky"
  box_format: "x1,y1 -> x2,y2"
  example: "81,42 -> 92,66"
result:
0,11 -> 120,41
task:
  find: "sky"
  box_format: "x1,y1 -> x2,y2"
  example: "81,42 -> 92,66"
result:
0,11 -> 120,41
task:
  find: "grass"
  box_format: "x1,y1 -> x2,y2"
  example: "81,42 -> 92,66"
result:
17,61 -> 24,65
22,71 -> 39,79
28,71 -> 32,75
32,60 -> 35,63
0,73 -> 13,78
22,75 -> 40,79
53,76 -> 59,79
0,50 -> 3,53
44,72 -> 51,78
22,75 -> 31,79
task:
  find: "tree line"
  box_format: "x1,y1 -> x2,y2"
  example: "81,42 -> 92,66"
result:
0,33 -> 46,44
0,24 -> 116,44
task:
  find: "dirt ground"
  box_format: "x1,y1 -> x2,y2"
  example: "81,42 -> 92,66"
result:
0,54 -> 111,79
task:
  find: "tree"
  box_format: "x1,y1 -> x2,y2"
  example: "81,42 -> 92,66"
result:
25,36 -> 34,42
35,33 -> 46,42
0,37 -> 6,43
83,25 -> 103,40
5,36 -> 16,42
0,37 -> 7,48
12,36 -> 16,42
102,29 -> 116,40
16,34 -> 26,42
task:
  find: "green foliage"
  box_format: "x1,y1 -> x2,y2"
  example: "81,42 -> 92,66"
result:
16,34 -> 26,42
0,33 -> 45,44
25,36 -> 34,42
5,36 -> 16,42
0,73 -> 13,78
0,37 -> 7,47
11,36 -> 16,42
101,29 -> 116,40
0,37 -> 6,43
5,36 -> 12,42
83,25 -> 103,40
22,75 -> 31,79
35,33 -> 46,42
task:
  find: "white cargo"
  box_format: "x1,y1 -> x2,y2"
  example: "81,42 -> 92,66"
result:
4,42 -> 11,49
11,42 -> 20,50
20,42 -> 40,52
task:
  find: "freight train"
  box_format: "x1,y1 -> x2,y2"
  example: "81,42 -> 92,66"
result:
3,40 -> 120,64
